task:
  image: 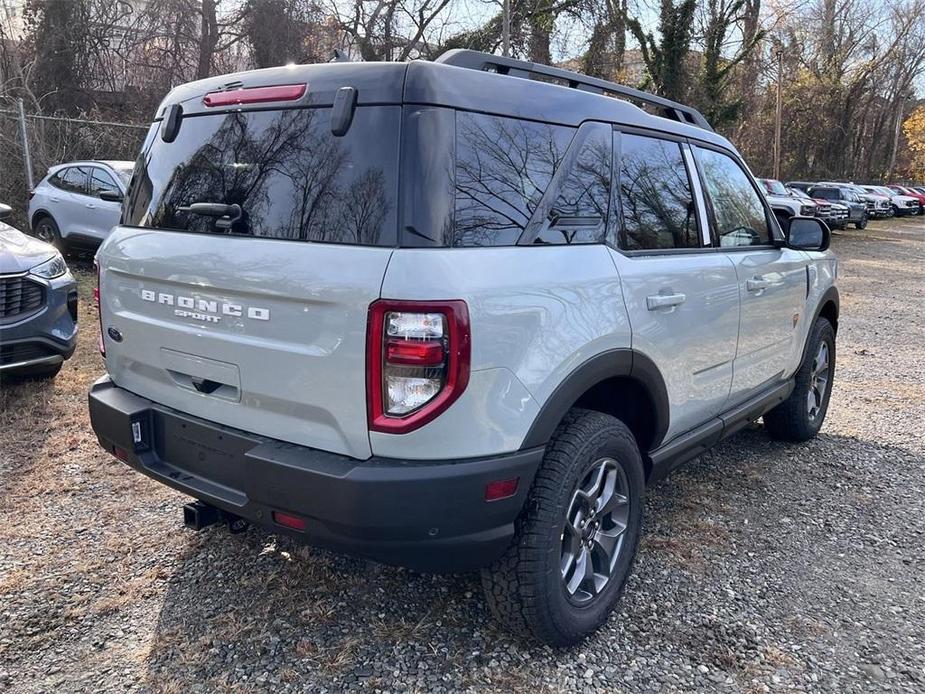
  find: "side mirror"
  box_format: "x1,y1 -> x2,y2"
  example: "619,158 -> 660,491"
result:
788,216 -> 830,252
0,203 -> 11,220
99,189 -> 124,203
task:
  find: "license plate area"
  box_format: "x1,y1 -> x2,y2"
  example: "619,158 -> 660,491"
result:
154,411 -> 255,492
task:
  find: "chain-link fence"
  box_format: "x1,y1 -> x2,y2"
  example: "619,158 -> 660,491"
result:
0,100 -> 148,229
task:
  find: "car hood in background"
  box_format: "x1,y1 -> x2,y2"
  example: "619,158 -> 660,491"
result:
0,223 -> 56,274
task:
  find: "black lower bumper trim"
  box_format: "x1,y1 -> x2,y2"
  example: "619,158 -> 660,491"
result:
88,377 -> 543,572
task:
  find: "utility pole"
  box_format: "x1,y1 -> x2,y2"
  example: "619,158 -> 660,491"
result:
17,98 -> 34,191
502,0 -> 510,57
773,47 -> 783,180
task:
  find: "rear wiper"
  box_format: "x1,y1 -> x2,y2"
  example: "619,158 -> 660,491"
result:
178,202 -> 242,230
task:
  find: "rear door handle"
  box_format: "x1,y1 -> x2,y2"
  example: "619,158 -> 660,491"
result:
747,277 -> 771,292
646,293 -> 687,311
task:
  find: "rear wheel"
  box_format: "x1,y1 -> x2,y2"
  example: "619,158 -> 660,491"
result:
482,409 -> 645,646
764,318 -> 835,442
32,215 -> 63,250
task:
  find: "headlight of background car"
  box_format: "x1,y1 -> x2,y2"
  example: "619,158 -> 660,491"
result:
30,253 -> 68,279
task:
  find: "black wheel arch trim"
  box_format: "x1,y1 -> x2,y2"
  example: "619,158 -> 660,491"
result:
521,348 -> 670,452
31,209 -> 55,230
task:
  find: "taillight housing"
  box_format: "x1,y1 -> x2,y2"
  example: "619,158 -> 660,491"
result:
94,261 -> 104,358
367,300 -> 470,434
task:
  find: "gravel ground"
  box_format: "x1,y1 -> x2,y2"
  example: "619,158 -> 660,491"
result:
1,217 -> 923,693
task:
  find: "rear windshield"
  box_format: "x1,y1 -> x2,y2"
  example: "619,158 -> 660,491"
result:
123,106 -> 400,246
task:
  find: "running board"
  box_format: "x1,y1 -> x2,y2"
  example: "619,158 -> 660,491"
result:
647,380 -> 794,483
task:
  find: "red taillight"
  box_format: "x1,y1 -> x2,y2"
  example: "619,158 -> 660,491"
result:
385,339 -> 444,366
272,511 -> 307,531
203,84 -> 306,107
485,478 -> 519,502
94,261 -> 105,358
367,300 -> 470,434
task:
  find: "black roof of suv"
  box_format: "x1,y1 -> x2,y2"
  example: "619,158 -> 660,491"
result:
154,50 -> 729,148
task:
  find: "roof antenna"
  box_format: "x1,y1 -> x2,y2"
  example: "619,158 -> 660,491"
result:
329,49 -> 351,63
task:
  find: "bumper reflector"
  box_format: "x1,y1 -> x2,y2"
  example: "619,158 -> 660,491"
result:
272,511 -> 307,531
484,478 -> 519,502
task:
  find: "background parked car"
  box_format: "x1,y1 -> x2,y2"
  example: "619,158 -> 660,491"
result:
0,203 -> 78,379
862,185 -> 920,216
834,182 -> 892,218
887,185 -> 925,214
788,187 -> 839,227
808,185 -> 868,229
28,160 -> 132,252
784,180 -> 815,193
757,178 -> 816,229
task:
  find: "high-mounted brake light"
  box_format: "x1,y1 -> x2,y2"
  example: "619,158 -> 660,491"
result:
203,84 -> 306,107
367,300 -> 470,434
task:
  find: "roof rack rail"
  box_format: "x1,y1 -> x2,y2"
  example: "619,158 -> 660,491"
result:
434,49 -> 713,133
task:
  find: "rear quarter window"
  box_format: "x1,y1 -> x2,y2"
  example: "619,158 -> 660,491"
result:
453,112 -> 574,247
123,106 -> 400,246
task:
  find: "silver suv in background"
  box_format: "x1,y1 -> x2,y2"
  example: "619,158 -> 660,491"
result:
88,51 -> 839,646
28,160 -> 133,252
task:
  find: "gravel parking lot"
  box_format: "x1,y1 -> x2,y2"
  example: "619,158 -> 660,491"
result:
1,217 -> 923,693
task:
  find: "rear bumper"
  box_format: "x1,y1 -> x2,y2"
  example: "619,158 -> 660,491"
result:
88,377 -> 542,572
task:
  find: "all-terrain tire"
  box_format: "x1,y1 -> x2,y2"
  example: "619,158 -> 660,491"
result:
481,408 -> 645,647
855,214 -> 867,230
763,318 -> 835,442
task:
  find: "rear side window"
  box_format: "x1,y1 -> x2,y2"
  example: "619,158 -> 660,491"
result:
51,167 -> 88,194
453,112 -> 574,246
695,147 -> 771,247
531,123 -> 611,245
123,107 -> 400,246
617,134 -> 700,250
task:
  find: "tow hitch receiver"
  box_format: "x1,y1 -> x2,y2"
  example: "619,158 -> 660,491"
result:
183,501 -> 249,534
183,500 -> 219,530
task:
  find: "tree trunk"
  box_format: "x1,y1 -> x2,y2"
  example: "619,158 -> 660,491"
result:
197,0 -> 218,79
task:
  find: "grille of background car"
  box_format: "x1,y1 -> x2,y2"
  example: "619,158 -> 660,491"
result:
0,276 -> 46,324
0,341 -> 54,366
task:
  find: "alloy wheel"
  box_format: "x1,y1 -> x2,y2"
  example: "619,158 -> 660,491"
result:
807,341 -> 830,420
35,221 -> 55,244
560,457 -> 630,605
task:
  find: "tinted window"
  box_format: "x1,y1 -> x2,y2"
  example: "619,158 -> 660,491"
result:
124,107 -> 400,246
812,188 -> 838,201
618,134 -> 700,250
51,167 -> 87,194
695,147 -> 771,247
88,168 -> 119,196
532,124 -> 611,245
454,112 -> 574,246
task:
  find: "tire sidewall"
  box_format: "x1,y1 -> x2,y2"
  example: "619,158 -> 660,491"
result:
801,319 -> 836,436
537,422 -> 645,643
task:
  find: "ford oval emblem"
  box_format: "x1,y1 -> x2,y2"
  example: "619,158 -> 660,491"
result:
107,327 -> 123,343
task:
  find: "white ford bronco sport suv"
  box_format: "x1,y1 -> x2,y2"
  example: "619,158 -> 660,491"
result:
89,50 -> 839,646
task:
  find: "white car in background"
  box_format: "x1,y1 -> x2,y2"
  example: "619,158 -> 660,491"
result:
28,160 -> 133,252
861,185 -> 919,217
